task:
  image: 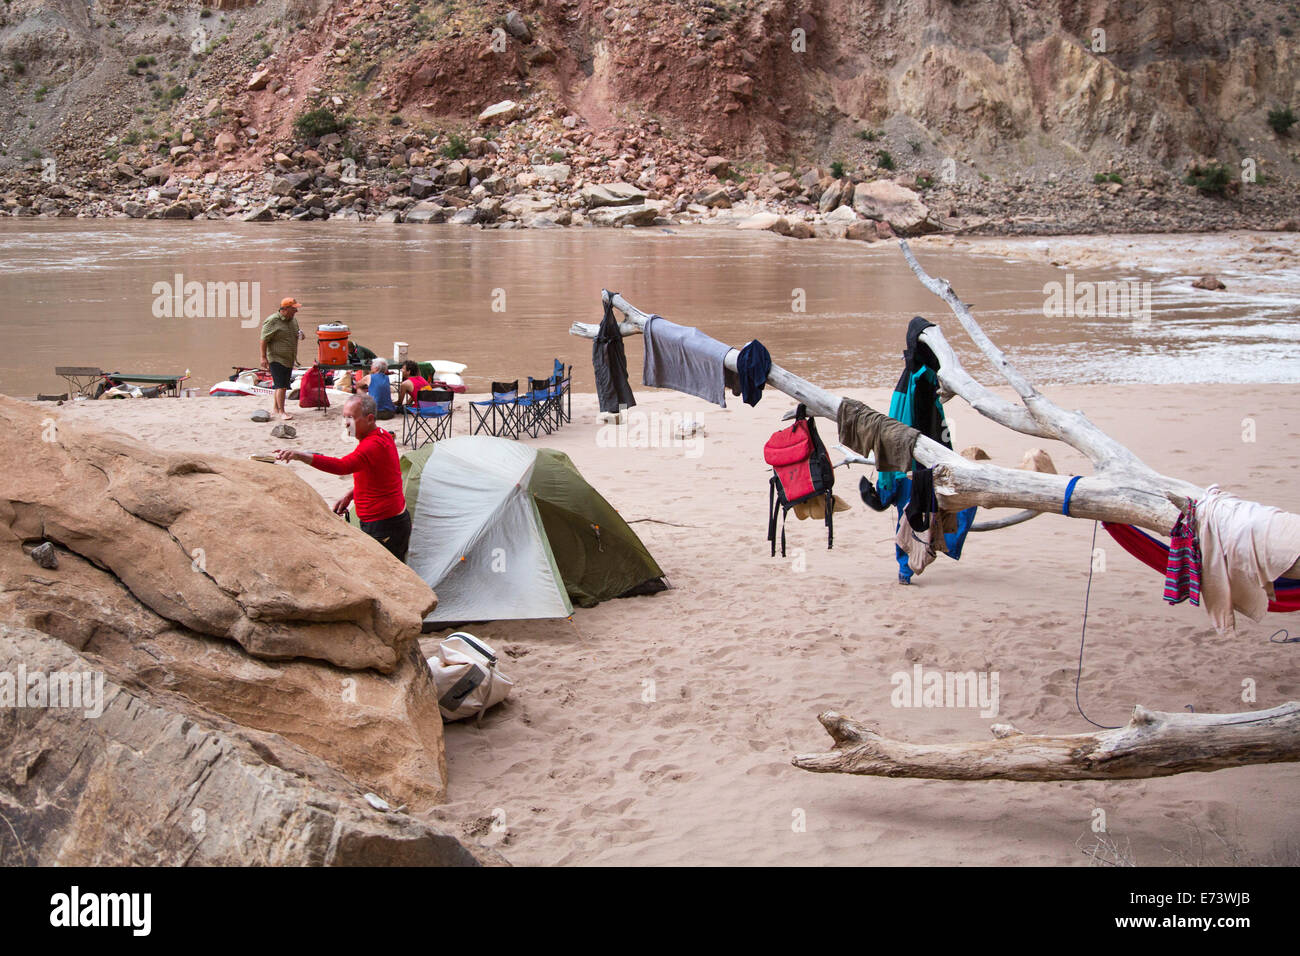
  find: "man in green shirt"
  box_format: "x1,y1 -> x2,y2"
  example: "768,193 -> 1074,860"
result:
260,296 -> 305,420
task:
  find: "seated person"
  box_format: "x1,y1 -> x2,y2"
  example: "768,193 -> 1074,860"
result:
368,358 -> 397,419
398,360 -> 430,407
348,340 -> 378,367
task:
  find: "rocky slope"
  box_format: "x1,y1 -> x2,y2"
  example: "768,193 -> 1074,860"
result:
0,0 -> 1297,231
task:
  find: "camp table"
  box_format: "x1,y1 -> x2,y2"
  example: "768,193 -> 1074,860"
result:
56,367 -> 188,398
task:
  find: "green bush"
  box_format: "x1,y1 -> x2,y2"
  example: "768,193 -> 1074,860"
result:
1267,106 -> 1296,135
441,131 -> 468,159
1093,171 -> 1123,184
830,160 -> 845,179
855,129 -> 880,142
876,149 -> 895,171
914,174 -> 934,190
1183,163 -> 1231,195
294,107 -> 345,139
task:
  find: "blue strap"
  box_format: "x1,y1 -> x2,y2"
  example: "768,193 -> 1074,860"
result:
1062,475 -> 1082,516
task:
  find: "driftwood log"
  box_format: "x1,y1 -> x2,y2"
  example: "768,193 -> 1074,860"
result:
570,239 -> 1300,781
792,704 -> 1300,780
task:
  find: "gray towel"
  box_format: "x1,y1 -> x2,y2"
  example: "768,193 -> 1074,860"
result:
643,315 -> 730,407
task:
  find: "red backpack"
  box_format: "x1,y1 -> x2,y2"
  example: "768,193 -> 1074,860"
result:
298,365 -> 329,409
764,404 -> 834,556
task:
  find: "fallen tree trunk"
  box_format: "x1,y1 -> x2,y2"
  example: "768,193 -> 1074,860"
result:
792,704 -> 1300,781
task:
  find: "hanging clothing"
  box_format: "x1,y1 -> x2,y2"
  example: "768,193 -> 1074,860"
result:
878,316 -> 947,501
837,398 -> 919,474
1197,485 -> 1300,636
735,340 -> 772,407
1163,499 -> 1201,606
593,295 -> 637,414
643,314 -> 730,407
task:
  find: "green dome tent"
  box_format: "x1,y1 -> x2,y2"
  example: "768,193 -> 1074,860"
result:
400,436 -> 667,624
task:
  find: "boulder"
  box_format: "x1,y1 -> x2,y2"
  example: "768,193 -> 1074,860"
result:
693,187 -> 731,209
409,176 -> 436,200
1191,274 -> 1226,291
823,204 -> 860,224
161,202 -> 192,220
961,446 -> 991,461
29,541 -> 57,569
270,423 -> 296,439
242,203 -> 275,222
845,219 -> 877,241
477,100 -> 522,125
818,180 -> 844,212
0,397 -> 434,673
214,131 -> 238,154
704,156 -> 731,178
142,164 -> 172,183
0,625 -> 492,865
248,68 -> 271,91
404,201 -> 446,224
448,207 -> 479,225
1018,448 -> 1058,474
504,10 -> 531,41
585,203 -> 659,227
532,163 -> 571,184
851,180 -> 938,236
736,212 -> 791,235
580,182 -> 647,208
122,200 -> 145,219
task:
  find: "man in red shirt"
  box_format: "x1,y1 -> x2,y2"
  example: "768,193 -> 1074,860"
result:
275,394 -> 412,561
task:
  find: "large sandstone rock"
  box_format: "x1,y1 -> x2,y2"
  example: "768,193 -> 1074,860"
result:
580,182 -> 646,208
736,212 -> 791,235
585,203 -> 659,227
851,180 -> 939,236
477,100 -> 522,125
0,625 -> 492,865
0,397 -> 433,673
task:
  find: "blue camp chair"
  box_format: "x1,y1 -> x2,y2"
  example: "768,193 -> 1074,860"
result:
401,386 -> 455,448
516,374 -> 556,438
469,380 -> 521,438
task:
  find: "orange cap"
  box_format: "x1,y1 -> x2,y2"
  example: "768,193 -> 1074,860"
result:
280,297 -> 301,310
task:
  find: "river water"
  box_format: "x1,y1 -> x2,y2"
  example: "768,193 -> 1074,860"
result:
1,221 -> 1296,397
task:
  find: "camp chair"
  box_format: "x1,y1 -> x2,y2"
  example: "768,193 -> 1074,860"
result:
469,380 -> 521,438
516,374 -> 556,438
554,363 -> 573,426
401,387 -> 455,448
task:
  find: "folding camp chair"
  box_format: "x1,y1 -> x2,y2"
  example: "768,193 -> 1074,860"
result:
516,374 -> 556,438
401,387 -> 455,448
554,363 -> 573,426
469,380 -> 521,438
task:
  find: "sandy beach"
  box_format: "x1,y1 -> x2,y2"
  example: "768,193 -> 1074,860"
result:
50,381 -> 1300,866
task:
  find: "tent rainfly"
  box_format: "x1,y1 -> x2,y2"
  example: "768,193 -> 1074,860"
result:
401,436 -> 667,624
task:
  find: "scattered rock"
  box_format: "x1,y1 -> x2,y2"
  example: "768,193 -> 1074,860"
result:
248,68 -> 271,91
477,100 -> 522,125
270,423 -> 297,439
736,212 -> 791,235
250,409 -> 272,422
581,182 -> 647,208
586,203 -> 659,227
1191,274 -> 1226,290
29,541 -> 58,569
1018,448 -> 1058,474
961,446 -> 991,460
704,156 -> 731,178
504,10 -> 531,42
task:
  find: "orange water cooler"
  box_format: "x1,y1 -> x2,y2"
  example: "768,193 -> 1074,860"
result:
317,323 -> 350,366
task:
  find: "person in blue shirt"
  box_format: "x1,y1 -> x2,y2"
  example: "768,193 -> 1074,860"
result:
367,358 -> 397,420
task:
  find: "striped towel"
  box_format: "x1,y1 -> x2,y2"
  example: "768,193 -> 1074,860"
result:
1163,500 -> 1201,606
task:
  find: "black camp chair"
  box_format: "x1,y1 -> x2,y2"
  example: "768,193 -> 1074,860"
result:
469,380 -> 522,438
517,374 -> 556,438
401,387 -> 455,448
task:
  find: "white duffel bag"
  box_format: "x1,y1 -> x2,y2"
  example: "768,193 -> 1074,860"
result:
427,632 -> 513,722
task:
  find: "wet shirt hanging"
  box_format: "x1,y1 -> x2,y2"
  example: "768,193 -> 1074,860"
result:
837,398 -> 919,474
643,314 -> 731,407
593,295 -> 637,414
